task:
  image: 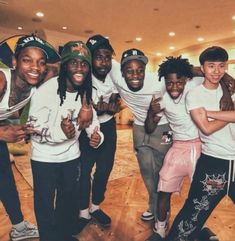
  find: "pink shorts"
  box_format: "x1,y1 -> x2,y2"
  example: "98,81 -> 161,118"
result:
158,138 -> 201,193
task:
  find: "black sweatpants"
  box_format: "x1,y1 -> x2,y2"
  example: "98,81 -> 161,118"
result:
0,141 -> 23,225
31,158 -> 81,241
167,153 -> 235,241
79,117 -> 117,209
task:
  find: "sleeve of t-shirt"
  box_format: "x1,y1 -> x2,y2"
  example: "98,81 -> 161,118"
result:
110,59 -> 122,86
232,93 -> 235,102
191,76 -> 204,86
185,87 -> 203,112
111,81 -> 119,93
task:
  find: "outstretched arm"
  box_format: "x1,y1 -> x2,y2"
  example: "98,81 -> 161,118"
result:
207,105 -> 235,122
190,107 -> 228,135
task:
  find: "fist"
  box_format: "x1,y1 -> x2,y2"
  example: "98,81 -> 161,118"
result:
89,126 -> 101,148
77,91 -> 93,129
61,114 -> 75,139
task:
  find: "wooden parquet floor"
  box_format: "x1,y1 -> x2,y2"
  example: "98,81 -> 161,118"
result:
0,163 -> 235,241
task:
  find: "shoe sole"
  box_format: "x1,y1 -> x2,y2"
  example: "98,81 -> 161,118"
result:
141,216 -> 155,221
91,217 -> 111,228
10,235 -> 39,241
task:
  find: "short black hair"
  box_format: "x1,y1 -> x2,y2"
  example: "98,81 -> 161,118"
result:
158,56 -> 193,81
199,46 -> 228,65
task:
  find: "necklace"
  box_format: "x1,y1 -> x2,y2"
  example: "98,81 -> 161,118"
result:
173,93 -> 183,104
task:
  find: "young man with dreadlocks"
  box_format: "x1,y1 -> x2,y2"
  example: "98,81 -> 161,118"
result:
28,41 -> 104,241
165,46 -> 235,241
76,35 -> 121,232
0,34 -> 60,241
144,56 -> 217,241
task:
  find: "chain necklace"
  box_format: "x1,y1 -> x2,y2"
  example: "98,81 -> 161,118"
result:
173,93 -> 183,104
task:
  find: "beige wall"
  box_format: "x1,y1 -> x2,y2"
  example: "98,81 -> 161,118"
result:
152,36 -> 235,76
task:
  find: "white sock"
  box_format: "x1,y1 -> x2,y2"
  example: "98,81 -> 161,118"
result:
13,221 -> 25,231
156,220 -> 167,238
80,209 -> 91,219
90,203 -> 99,213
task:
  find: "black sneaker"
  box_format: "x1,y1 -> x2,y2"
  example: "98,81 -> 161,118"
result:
197,227 -> 219,241
90,209 -> 111,227
72,217 -> 91,235
145,232 -> 165,241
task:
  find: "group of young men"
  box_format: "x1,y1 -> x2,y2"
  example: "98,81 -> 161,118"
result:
0,33 -> 234,241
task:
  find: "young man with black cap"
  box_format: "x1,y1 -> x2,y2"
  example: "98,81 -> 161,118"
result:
77,34 -> 121,231
0,34 -> 60,241
109,48 -> 172,223
28,40 -> 103,241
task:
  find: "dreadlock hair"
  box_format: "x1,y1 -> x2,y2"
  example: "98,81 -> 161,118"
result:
57,61 -> 92,106
158,56 -> 193,82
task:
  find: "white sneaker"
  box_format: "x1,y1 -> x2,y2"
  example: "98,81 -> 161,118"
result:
10,221 -> 39,241
141,210 -> 154,221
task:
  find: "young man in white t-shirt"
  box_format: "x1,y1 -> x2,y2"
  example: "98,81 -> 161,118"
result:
0,35 -> 60,241
77,35 -> 121,232
144,56 -> 217,241
29,41 -> 103,241
110,49 -> 172,222
166,46 -> 235,241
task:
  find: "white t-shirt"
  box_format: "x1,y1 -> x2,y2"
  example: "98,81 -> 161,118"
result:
186,83 -> 235,160
161,78 -> 203,140
92,71 -> 119,124
0,68 -> 36,120
29,77 -> 103,163
110,60 -> 168,126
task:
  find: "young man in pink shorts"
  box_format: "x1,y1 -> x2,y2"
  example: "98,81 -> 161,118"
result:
144,56 -> 217,241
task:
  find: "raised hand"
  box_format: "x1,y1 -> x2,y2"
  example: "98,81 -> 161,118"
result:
89,126 -> 101,148
0,124 -> 34,143
77,91 -> 93,130
92,95 -> 108,115
61,114 -> 75,139
150,95 -> 163,114
107,94 -> 121,115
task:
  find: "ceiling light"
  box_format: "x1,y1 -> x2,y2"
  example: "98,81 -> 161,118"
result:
232,15 -> 235,20
125,40 -> 133,43
169,46 -> 175,50
155,52 -> 162,56
36,12 -> 44,17
168,32 -> 175,37
62,26 -> 67,30
17,26 -> 23,30
135,37 -> 142,42
197,37 -> 204,42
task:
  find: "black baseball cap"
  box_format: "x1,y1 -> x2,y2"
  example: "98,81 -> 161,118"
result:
86,34 -> 114,54
15,35 -> 60,63
121,48 -> 148,67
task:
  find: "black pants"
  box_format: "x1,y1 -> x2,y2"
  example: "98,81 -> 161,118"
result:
0,141 -> 23,225
167,153 -> 235,241
79,117 -> 117,209
31,158 -> 81,241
